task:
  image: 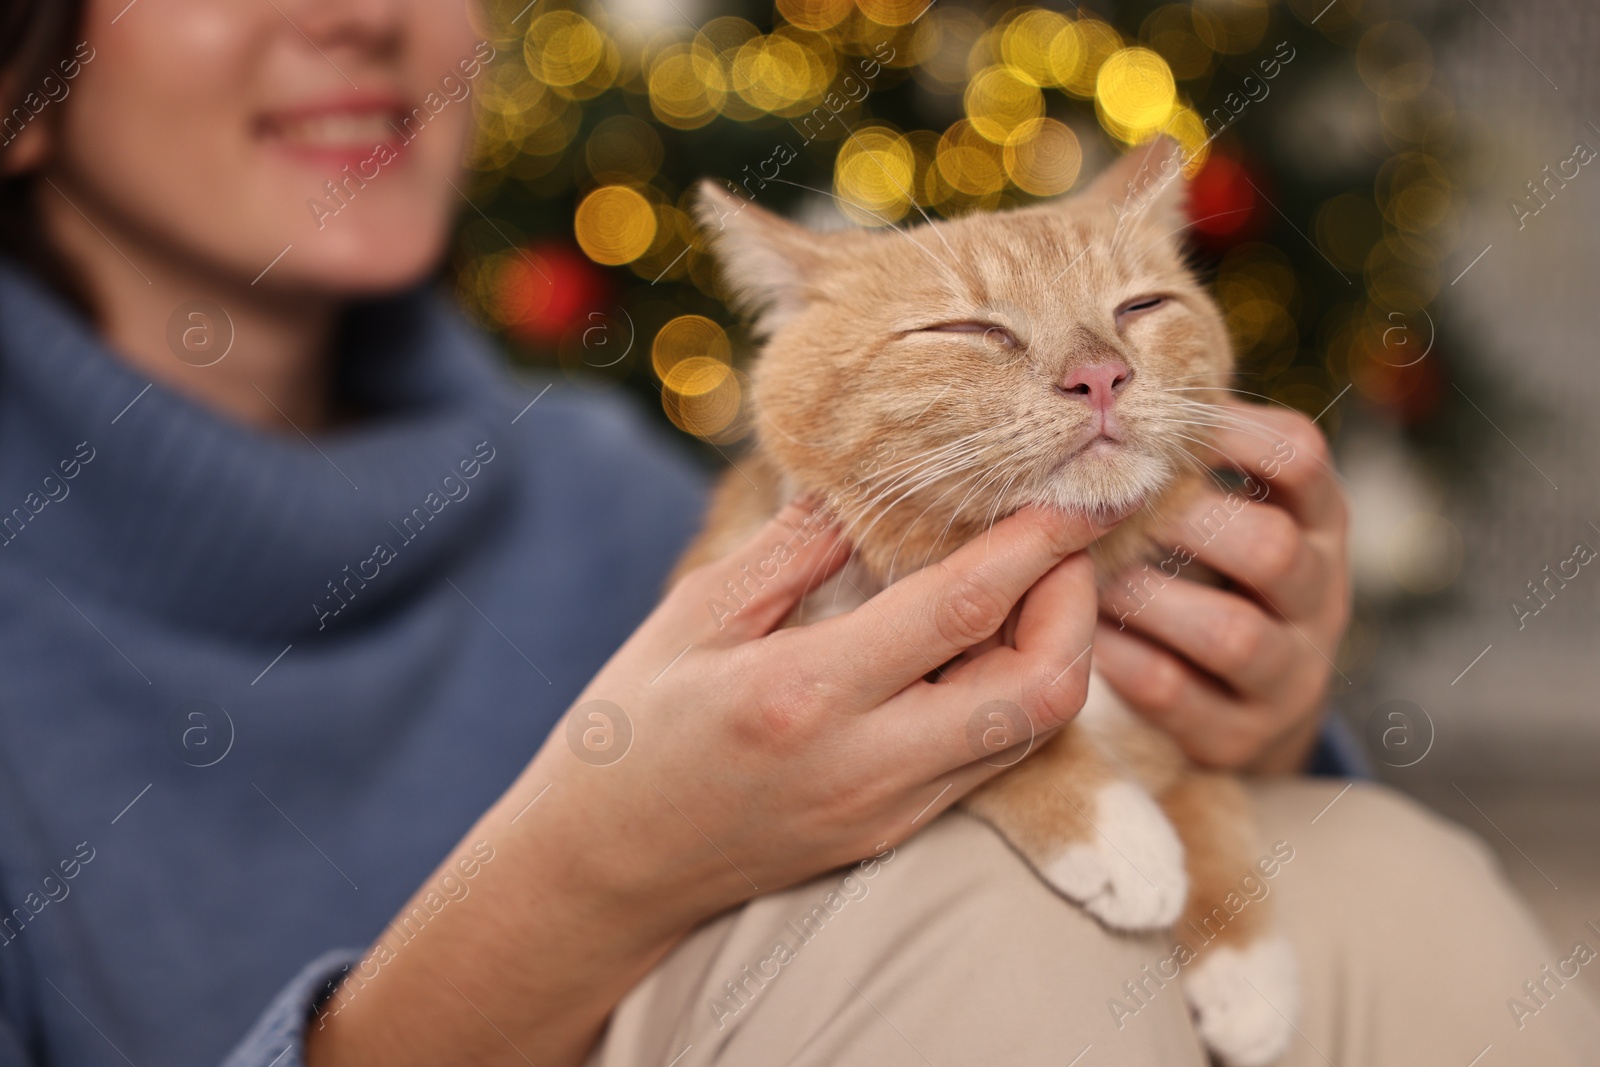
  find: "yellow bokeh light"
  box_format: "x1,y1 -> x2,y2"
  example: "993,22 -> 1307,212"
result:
964,65 -> 1045,144
526,12 -> 605,88
662,355 -> 732,397
518,95 -> 582,158
663,364 -> 744,439
1003,118 -> 1082,196
700,15 -> 761,54
857,0 -> 930,28
936,120 -> 1006,197
1096,47 -> 1177,136
477,61 -> 547,117
1060,19 -> 1122,97
775,0 -> 854,32
647,43 -> 727,128
574,185 -> 658,265
1046,21 -> 1086,93
836,127 -> 917,223
733,34 -> 829,113
652,314 -> 732,380
1000,9 -> 1070,88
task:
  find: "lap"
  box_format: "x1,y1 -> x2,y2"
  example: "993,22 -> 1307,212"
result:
590,781 -> 1600,1067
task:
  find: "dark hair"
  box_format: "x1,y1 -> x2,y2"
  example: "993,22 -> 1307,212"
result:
0,0 -> 92,316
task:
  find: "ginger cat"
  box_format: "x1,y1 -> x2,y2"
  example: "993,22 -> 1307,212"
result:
675,138 -> 1298,1067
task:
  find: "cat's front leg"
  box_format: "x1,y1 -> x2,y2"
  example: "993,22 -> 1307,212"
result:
1160,772 -> 1298,1067
962,724 -> 1187,931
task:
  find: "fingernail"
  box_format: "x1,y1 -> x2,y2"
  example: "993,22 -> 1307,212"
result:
1089,496 -> 1146,531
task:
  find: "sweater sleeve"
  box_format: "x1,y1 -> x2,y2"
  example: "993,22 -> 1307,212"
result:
219,949 -> 365,1067
1307,712 -> 1373,779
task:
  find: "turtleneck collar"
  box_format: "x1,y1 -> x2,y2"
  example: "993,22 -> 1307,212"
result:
0,260 -> 522,640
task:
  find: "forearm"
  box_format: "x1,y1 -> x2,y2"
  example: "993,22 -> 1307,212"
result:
303,763 -> 690,1067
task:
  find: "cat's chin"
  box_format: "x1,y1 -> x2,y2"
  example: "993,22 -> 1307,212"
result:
1032,448 -> 1173,529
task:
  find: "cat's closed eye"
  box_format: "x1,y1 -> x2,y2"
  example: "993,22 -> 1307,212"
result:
1114,295 -> 1167,329
914,321 -> 1021,351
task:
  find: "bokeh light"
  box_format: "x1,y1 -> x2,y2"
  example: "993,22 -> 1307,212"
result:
1000,9 -> 1071,88
652,314 -> 732,380
856,0 -> 930,28
1059,19 -> 1122,98
526,11 -> 607,89
836,126 -> 918,223
965,65 -> 1046,144
776,0 -> 853,32
1003,118 -> 1082,196
1096,47 -> 1177,140
453,0 -> 1478,534
574,185 -> 657,265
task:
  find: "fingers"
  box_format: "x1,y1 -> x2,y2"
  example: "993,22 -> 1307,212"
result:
872,554 -> 1099,772
1092,622 -> 1269,768
1148,488 -> 1329,619
795,507 -> 1112,708
1101,577 -> 1291,698
663,495 -> 849,646
1192,402 -> 1346,533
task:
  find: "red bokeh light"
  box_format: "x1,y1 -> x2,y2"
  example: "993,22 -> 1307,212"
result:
494,242 -> 608,344
1186,153 -> 1263,247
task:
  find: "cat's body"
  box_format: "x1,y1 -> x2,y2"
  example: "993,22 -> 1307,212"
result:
675,139 -> 1298,1066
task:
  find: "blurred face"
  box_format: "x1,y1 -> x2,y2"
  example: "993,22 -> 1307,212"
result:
38,0 -> 485,295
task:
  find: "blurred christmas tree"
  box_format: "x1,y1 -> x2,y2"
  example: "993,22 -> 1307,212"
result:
453,0 -> 1483,636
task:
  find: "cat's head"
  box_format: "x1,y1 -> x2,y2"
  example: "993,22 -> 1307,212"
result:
697,138 -> 1233,582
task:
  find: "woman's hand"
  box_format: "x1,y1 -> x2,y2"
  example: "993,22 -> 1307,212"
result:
308,500 -> 1112,1067
1094,403 -> 1352,773
527,498 -> 1109,928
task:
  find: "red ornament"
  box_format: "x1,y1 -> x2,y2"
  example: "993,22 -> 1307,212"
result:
1186,153 -> 1262,247
495,242 -> 608,344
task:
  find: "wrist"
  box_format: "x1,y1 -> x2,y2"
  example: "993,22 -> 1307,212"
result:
1244,709 -> 1324,776
304,763 -> 698,1067
502,747 -> 741,947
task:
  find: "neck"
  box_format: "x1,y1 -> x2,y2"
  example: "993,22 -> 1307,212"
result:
36,170 -> 340,433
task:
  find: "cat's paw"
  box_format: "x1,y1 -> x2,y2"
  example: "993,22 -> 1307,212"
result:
1038,781 -> 1187,931
1183,936 -> 1299,1067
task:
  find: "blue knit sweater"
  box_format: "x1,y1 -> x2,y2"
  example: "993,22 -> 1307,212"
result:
0,262 -> 707,1066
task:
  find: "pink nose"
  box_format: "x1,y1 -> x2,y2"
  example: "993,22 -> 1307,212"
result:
1057,361 -> 1132,413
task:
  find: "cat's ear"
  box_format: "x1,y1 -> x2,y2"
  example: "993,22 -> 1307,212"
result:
1079,136 -> 1189,234
694,181 -> 828,334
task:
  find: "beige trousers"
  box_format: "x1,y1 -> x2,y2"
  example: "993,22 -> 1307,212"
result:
589,781 -> 1600,1067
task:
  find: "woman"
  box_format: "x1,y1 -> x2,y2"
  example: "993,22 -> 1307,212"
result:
0,2 -> 1591,1066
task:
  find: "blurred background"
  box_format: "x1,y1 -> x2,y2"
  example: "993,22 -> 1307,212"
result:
451,0 -> 1597,984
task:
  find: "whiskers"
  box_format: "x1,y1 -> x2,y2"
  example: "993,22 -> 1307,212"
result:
1149,386 -> 1342,493
801,428 -> 1024,607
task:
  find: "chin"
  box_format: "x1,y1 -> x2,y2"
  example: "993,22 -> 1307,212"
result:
283,232 -> 450,296
1037,447 -> 1173,521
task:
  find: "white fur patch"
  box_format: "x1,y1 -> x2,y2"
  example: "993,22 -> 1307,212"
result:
1183,936 -> 1299,1067
1039,780 -> 1187,931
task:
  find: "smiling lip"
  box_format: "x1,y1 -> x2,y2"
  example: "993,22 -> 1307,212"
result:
256,94 -> 412,169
